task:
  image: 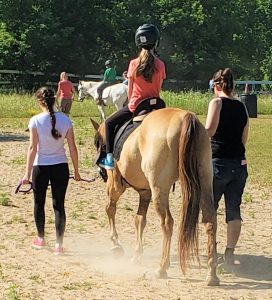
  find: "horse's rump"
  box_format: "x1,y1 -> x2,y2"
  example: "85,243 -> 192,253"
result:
118,108 -> 189,189
92,107 -> 218,284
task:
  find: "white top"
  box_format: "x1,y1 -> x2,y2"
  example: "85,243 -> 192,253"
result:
28,112 -> 72,166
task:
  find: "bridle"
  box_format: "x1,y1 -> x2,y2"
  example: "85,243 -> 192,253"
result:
78,83 -> 98,101
78,85 -> 89,101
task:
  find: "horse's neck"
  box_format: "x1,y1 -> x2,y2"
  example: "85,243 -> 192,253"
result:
85,81 -> 100,96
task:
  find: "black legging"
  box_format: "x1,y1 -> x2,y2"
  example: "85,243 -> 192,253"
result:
105,105 -> 133,153
32,163 -> 69,243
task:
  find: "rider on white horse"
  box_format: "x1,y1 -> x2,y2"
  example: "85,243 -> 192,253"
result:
96,60 -> 116,105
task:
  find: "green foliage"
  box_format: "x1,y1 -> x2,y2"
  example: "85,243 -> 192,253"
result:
1,1 -> 272,82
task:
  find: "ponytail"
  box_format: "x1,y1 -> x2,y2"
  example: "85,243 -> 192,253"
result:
212,68 -> 234,95
35,87 -> 62,140
133,48 -> 156,82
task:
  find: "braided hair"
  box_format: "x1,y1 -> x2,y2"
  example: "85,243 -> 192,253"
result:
212,68 -> 234,95
35,87 -> 62,140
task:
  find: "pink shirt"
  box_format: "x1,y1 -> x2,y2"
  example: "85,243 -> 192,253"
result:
58,80 -> 74,100
127,57 -> 166,112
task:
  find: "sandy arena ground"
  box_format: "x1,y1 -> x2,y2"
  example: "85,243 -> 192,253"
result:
0,129 -> 271,300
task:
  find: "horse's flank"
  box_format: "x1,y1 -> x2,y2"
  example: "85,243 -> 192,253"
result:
118,108 -> 198,187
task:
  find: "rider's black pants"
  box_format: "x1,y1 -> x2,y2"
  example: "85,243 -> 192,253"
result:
105,105 -> 133,153
32,163 -> 69,243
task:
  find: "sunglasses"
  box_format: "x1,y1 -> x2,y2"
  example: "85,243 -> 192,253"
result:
209,80 -> 220,90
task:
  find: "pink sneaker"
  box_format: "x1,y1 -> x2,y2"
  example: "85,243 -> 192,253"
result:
54,244 -> 64,255
32,237 -> 46,249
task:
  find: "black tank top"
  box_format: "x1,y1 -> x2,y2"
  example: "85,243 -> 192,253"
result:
211,97 -> 248,159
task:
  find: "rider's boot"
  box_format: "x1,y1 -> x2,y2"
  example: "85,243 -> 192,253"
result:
98,153 -> 114,170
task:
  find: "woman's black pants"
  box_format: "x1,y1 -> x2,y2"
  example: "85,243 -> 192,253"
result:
32,163 -> 69,243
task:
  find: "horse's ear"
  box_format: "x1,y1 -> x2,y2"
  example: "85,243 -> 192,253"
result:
90,118 -> 100,131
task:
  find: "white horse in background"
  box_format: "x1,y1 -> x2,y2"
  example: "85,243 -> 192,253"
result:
78,80 -> 128,120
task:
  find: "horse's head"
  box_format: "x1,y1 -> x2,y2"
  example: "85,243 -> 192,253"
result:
91,118 -> 108,182
78,80 -> 88,102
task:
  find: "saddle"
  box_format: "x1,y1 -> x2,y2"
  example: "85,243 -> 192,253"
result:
113,97 -> 166,160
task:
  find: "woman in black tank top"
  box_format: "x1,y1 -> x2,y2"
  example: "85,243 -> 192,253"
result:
206,68 -> 249,265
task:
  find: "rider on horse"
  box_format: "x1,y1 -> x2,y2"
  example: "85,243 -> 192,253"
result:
96,60 -> 117,104
97,24 -> 166,170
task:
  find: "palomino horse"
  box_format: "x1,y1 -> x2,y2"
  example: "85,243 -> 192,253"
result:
91,107 -> 219,286
78,80 -> 128,120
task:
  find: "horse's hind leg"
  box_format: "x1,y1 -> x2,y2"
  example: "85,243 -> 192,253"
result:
200,162 -> 220,286
151,185 -> 173,279
132,189 -> 151,264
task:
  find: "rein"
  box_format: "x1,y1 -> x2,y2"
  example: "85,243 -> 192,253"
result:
83,83 -> 99,97
15,175 -> 95,194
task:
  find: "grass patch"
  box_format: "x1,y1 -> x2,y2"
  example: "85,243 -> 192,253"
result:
243,192 -> 253,204
63,281 -> 93,291
10,156 -> 25,165
70,211 -> 80,220
6,284 -> 20,300
76,224 -> 87,233
0,92 -> 271,188
0,192 -> 10,206
29,274 -> 45,284
87,213 -> 97,220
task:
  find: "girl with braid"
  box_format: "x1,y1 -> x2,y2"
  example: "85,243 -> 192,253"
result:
206,68 -> 249,265
21,87 -> 81,254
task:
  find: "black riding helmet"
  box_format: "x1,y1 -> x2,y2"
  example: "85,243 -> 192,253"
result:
135,24 -> 160,50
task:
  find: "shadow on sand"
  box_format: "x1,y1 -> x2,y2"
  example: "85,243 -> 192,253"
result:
223,254 -> 272,281
0,132 -> 29,142
171,253 -> 272,289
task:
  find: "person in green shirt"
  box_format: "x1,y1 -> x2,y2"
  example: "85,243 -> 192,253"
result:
96,60 -> 116,104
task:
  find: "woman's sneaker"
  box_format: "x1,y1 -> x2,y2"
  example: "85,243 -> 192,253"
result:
54,244 -> 64,255
32,237 -> 46,249
98,154 -> 114,170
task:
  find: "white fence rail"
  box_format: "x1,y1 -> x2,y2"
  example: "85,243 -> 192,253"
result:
0,69 -> 112,86
1,69 -> 272,93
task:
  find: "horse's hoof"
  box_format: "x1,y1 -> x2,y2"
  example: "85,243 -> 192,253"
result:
206,275 -> 220,286
154,269 -> 168,279
110,245 -> 124,258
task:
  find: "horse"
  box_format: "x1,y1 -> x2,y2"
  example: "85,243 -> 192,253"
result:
91,107 -> 219,286
78,80 -> 128,120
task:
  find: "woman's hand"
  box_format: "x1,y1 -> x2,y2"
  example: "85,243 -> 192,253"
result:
21,174 -> 30,185
74,170 -> 81,181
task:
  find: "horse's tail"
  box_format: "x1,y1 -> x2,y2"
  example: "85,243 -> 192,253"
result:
178,112 -> 202,274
